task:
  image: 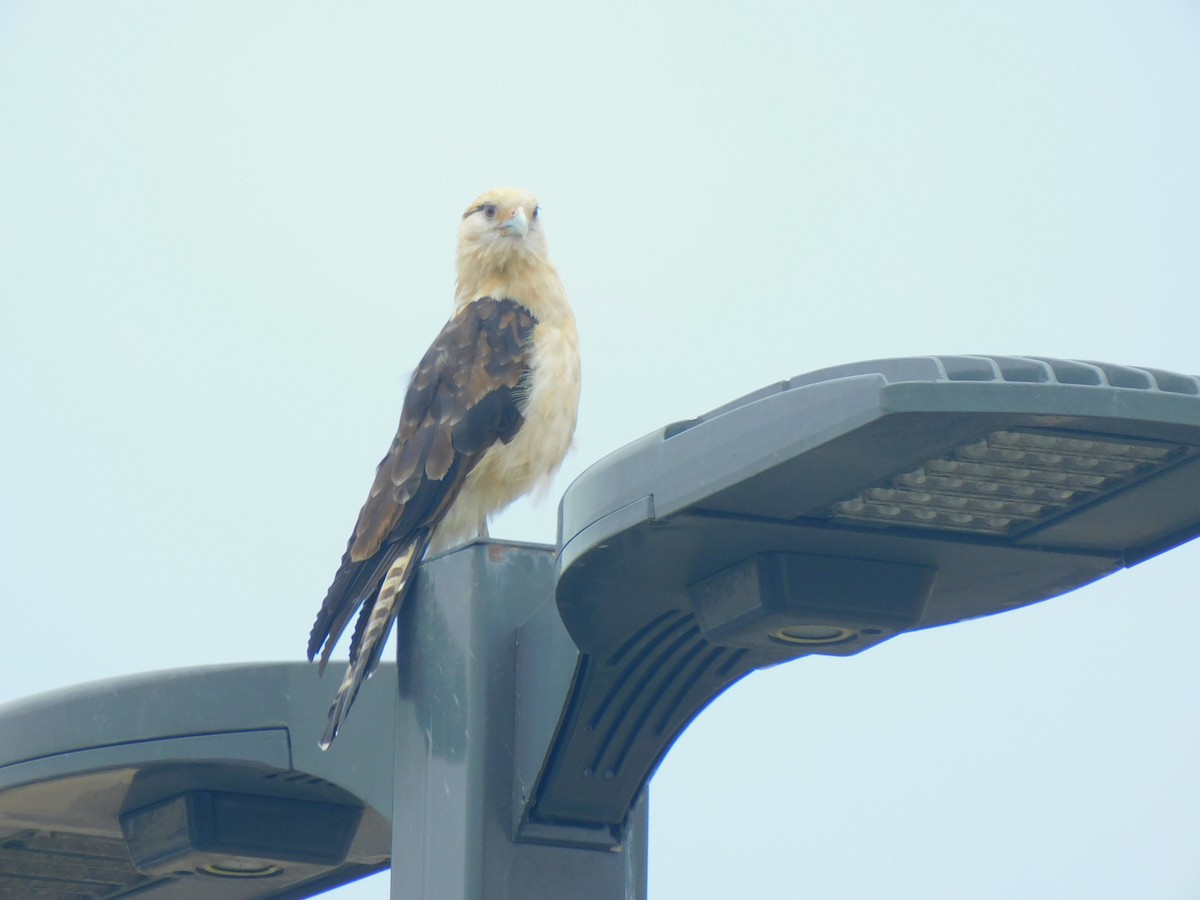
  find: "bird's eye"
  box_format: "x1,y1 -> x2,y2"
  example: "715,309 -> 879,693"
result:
482,204 -> 497,219
532,206 -> 540,219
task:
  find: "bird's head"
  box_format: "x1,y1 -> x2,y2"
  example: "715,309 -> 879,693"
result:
456,187 -> 549,279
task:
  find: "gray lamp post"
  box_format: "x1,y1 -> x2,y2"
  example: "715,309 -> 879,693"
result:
2,355 -> 1198,899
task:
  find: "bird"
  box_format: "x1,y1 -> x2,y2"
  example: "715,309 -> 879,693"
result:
307,187 -> 581,749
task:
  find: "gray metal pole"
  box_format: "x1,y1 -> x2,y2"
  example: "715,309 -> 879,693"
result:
390,542 -> 647,900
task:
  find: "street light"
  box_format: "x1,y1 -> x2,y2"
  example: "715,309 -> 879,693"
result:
2,355 -> 1197,899
0,663 -> 395,898
520,355 -> 1200,845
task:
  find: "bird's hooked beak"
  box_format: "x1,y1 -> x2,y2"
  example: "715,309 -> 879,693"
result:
503,206 -> 530,238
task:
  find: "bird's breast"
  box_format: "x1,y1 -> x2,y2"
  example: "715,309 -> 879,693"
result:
428,310 -> 581,555
481,314 -> 581,492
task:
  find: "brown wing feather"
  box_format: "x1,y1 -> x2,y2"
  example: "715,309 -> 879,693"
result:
307,297 -> 536,671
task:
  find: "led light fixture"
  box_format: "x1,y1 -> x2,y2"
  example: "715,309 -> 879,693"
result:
829,428 -> 1188,536
538,356 -> 1200,843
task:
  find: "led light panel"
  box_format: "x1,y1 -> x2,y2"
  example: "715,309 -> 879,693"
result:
829,429 -> 1186,536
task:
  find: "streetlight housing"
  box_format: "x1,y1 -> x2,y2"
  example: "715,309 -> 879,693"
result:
5,354 -> 1198,897
520,355 -> 1200,844
0,663 -> 395,898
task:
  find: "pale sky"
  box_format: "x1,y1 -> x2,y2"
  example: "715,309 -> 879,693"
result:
2,2 -> 1199,898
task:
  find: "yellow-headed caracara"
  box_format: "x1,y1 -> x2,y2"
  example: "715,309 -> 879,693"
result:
308,187 -> 580,749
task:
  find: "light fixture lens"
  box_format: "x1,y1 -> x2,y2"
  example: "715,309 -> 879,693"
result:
830,429 -> 1186,536
199,860 -> 283,879
769,625 -> 857,645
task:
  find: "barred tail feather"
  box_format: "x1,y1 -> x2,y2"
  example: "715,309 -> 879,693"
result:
310,540 -> 408,675
318,535 -> 428,750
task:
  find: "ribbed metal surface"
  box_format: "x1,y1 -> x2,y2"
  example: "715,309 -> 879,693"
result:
664,356 -> 1200,440
786,355 -> 1200,393
530,610 -> 759,828
579,610 -> 740,779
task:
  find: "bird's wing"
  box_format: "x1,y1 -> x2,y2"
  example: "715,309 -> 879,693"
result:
307,296 -> 536,672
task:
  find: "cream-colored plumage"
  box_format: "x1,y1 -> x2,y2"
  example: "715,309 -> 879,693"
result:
431,188 -> 581,553
308,187 -> 580,748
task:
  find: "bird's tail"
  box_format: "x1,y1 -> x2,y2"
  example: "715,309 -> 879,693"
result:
319,533 -> 429,750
